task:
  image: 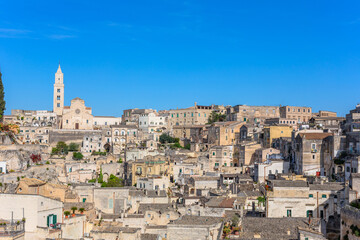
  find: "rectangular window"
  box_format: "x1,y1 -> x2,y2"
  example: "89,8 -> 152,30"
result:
309,194 -> 313,198
57,103 -> 60,107
322,194 -> 326,198
287,210 -> 292,217
108,198 -> 113,209
57,89 -> 61,93
57,96 -> 60,100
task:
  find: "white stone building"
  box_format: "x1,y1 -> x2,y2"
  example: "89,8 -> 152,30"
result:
139,112 -> 167,133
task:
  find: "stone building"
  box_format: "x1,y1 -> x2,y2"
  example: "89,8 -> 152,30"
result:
0,194 -> 63,239
207,121 -> 245,146
139,112 -> 167,133
130,155 -> 171,185
93,116 -> 122,129
234,142 -> 262,169
168,103 -> 213,127
62,98 -> 93,130
110,125 -> 139,155
18,125 -> 51,144
122,108 -> 156,125
81,132 -> 104,153
166,215 -> 223,240
266,180 -> 344,220
294,132 -> 333,176
16,178 -> 68,202
340,202 -> 360,240
226,105 -> 280,123
209,145 -> 234,169
279,105 -> 312,123
262,125 -> 293,148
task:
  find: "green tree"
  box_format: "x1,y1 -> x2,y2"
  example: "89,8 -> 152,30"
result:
0,72 -> 5,122
207,111 -> 226,124
98,169 -> 104,183
56,142 -> 68,155
73,152 -> 83,160
101,174 -> 124,187
68,143 -> 79,152
159,133 -> 179,144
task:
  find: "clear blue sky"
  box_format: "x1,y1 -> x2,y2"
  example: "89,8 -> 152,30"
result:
0,1 -> 359,117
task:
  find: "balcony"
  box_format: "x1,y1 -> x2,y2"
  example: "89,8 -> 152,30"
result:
311,149 -> 317,153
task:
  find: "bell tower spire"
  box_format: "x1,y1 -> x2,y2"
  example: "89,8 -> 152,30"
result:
53,63 -> 64,115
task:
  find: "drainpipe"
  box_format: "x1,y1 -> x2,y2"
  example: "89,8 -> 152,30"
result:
317,192 -> 319,217
113,192 -> 115,214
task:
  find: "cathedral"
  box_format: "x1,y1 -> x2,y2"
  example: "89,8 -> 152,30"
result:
53,64 -> 93,130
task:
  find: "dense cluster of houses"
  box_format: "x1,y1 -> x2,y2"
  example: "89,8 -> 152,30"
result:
0,66 -> 359,240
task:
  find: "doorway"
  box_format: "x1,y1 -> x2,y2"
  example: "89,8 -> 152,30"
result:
75,123 -> 79,129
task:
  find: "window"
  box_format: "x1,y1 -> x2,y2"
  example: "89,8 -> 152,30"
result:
57,103 -> 60,107
287,210 -> 292,217
167,214 -> 170,219
322,194 -> 326,198
57,88 -> 61,93
309,194 -> 313,198
312,155 -> 315,159
108,199 -> 113,209
212,152 -> 215,156
311,143 -> 316,150
306,210 -> 313,217
57,96 -> 60,100
215,163 -> 219,166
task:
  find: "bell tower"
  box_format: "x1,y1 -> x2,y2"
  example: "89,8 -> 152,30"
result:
53,63 -> 64,116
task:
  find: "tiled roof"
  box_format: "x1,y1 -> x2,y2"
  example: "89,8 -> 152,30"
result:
298,132 -> 333,140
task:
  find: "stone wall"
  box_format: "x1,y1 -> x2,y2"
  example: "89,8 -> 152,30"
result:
340,204 -> 360,240
49,130 -> 101,145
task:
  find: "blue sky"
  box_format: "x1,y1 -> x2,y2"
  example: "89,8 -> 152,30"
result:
0,1 -> 359,117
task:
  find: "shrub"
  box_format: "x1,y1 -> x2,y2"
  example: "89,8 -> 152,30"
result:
71,207 -> 77,214
101,174 -> 124,188
46,161 -> 50,164
68,143 -> 79,152
64,211 -> 71,217
30,154 -> 41,164
73,152 -> 83,160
